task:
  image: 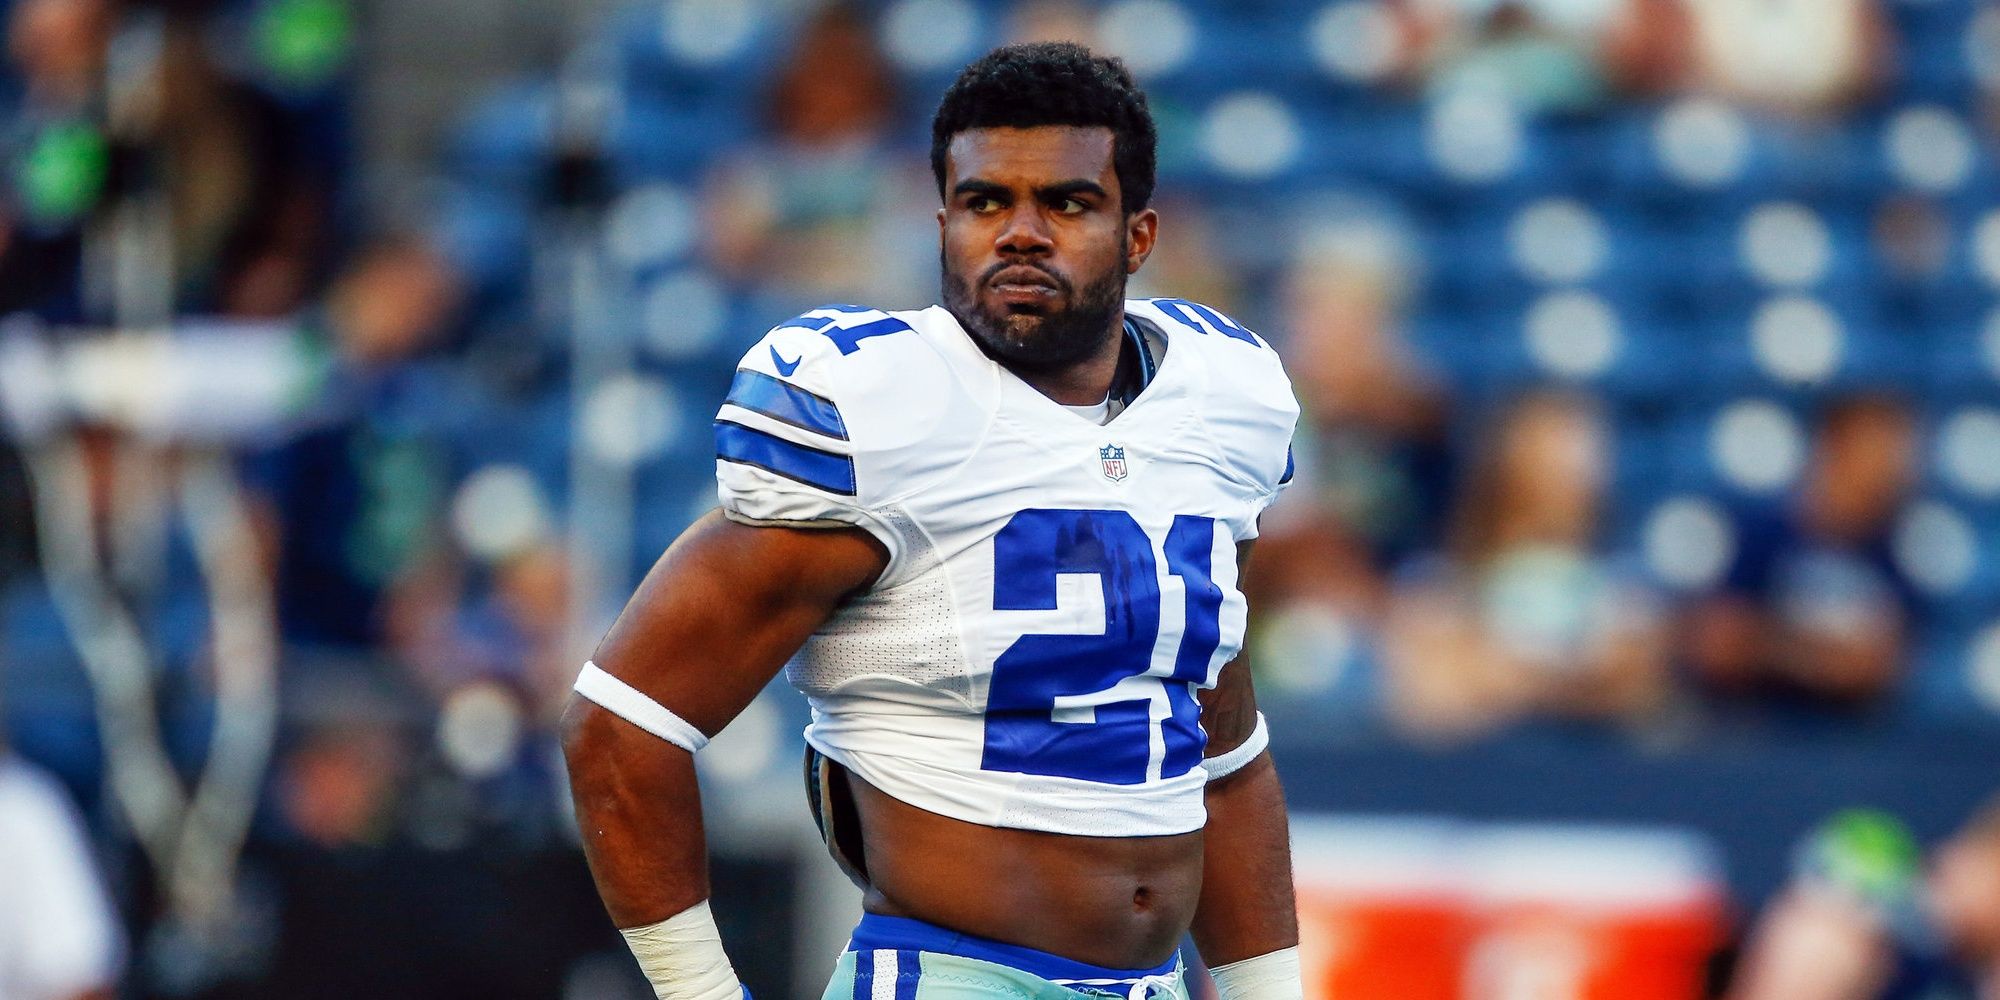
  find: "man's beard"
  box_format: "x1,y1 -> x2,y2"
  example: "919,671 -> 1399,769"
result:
942,251 -> 1127,373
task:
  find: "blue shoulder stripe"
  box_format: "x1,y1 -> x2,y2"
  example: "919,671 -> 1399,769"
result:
1280,445 -> 1295,485
715,420 -> 858,496
725,369 -> 849,440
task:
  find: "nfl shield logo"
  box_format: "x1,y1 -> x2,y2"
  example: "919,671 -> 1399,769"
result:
1099,444 -> 1128,482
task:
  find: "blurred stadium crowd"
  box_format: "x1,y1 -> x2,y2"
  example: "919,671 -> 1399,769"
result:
5,0 -> 2000,996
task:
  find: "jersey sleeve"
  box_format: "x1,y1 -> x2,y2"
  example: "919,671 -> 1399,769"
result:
713,306 -> 959,573
1217,340 -> 1301,539
1130,297 -> 1301,541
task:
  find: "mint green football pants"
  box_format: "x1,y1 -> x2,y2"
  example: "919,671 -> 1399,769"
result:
820,947 -> 1189,1000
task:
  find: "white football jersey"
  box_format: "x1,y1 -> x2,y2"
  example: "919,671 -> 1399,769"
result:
714,298 -> 1298,837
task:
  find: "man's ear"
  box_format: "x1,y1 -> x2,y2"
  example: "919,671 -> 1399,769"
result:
1126,208 -> 1159,275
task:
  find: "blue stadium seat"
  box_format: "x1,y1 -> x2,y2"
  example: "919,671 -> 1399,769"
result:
1891,4 -> 1981,105
1763,119 -> 1881,203
609,96 -> 754,185
445,79 -> 557,194
448,387 -> 573,507
1693,290 -> 1917,400
1,583 -> 87,698
1295,104 -> 1430,190
1404,304 -> 1492,395
875,0 -> 1007,102
1604,413 -> 1679,525
607,0 -> 787,105
432,183 -> 536,301
1914,305 -> 2000,400
1106,2 -> 1271,100
1901,623 -> 2000,728
631,461 -> 718,573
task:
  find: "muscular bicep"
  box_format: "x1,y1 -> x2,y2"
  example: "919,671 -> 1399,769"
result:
585,509 -> 890,737
1200,540 -> 1261,756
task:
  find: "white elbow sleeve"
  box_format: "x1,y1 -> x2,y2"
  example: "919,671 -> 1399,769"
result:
574,662 -> 709,753
1203,712 -> 1270,782
1208,946 -> 1303,1000
620,900 -> 746,1000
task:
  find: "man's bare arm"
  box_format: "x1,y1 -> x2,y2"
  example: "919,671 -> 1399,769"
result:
1191,540 -> 1300,988
560,510 -> 887,928
1190,656 -> 1298,966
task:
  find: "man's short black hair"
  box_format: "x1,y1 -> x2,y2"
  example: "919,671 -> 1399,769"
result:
931,42 -> 1157,214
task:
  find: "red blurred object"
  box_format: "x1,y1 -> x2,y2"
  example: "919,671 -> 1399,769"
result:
1293,817 -> 1726,1000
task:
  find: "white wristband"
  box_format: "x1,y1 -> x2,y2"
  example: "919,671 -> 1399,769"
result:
620,900 -> 745,1000
1208,946 -> 1303,1000
575,662 -> 709,752
1203,712 -> 1270,782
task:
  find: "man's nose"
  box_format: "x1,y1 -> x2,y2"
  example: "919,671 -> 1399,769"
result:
995,204 -> 1054,257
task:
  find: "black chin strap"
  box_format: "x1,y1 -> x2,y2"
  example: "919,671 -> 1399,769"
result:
1111,316 -> 1160,408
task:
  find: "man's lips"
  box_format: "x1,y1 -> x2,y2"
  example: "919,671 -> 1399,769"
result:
988,265 -> 1062,304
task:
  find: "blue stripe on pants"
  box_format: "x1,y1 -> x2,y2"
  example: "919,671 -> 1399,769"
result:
895,950 -> 921,1000
853,949 -> 875,1000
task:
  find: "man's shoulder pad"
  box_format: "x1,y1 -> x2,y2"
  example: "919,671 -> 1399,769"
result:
721,305 -> 964,501
737,305 -> 943,399
1128,296 -> 1269,350
1128,296 -> 1289,389
1128,296 -> 1297,493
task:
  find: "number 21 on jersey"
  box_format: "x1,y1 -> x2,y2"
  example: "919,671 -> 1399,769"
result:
981,509 -> 1226,785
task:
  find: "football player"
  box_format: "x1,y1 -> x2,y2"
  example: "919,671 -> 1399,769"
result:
562,42 -> 1303,1000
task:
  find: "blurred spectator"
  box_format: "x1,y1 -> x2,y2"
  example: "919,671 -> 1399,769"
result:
5,0 -> 111,110
1408,0 -> 1888,115
0,750 -> 123,1000
1682,396 -> 1919,709
1675,0 -> 1888,114
1399,0 -> 1694,110
278,721 -> 408,851
1419,0 -> 1620,113
480,542 -> 572,716
1268,213 -> 1452,575
1874,196 -> 1954,288
0,0 -> 113,317
245,234 -> 463,649
1729,803 -> 2000,1000
1003,0 -> 1097,48
1124,196 -> 1242,311
258,705 -> 607,1000
1247,211 -> 1450,702
1381,392 -> 1670,739
1,0 -> 334,320
152,10 -> 335,317
390,540 -> 577,723
702,3 -> 930,309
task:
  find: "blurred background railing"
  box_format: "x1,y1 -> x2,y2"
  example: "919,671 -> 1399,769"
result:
3,0 -> 2000,998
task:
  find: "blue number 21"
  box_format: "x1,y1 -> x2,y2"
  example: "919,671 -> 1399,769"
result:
981,509 -> 1224,785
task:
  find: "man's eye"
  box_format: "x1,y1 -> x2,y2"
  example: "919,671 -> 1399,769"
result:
968,196 -> 1001,213
1056,198 -> 1087,215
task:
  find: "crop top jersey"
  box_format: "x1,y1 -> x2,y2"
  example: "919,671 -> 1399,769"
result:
712,297 -> 1298,836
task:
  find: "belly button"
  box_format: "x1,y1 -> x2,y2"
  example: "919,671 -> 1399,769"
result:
1132,886 -> 1153,911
